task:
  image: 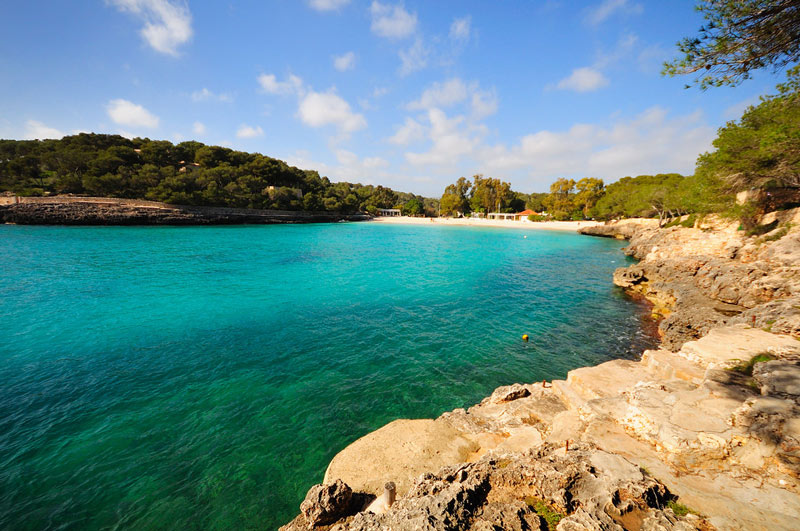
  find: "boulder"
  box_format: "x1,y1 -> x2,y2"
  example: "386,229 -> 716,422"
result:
299,480 -> 354,527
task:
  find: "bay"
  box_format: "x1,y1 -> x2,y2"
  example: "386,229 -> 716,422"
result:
0,223 -> 656,529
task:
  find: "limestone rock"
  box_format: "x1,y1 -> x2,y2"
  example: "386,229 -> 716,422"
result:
488,383 -> 531,404
299,480 -> 355,527
323,419 -> 478,496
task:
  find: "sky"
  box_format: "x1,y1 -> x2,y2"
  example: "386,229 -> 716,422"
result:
0,0 -> 788,196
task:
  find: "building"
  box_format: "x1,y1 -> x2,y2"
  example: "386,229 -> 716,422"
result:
377,208 -> 401,217
514,209 -> 537,220
487,212 -> 516,220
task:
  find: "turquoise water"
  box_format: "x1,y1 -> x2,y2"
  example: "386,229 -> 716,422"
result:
0,223 -> 656,530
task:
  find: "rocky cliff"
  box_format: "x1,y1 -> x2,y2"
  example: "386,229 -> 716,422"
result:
582,209 -> 800,350
0,198 -> 369,225
282,210 -> 800,531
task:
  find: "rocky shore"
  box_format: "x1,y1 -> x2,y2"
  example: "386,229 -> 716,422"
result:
0,197 -> 369,225
282,208 -> 800,531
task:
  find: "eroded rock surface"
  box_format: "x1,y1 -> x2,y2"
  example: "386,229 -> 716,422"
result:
583,209 -> 800,348
282,444 -> 708,531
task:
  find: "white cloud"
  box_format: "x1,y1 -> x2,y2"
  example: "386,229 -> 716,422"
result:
407,78 -> 497,118
398,38 -> 429,76
471,89 -> 498,119
108,0 -> 193,56
449,16 -> 471,41
333,51 -> 356,71
258,73 -> 304,95
23,120 -> 64,140
285,149 -> 389,184
307,0 -> 350,11
236,124 -> 264,138
107,99 -> 160,128
555,67 -> 609,92
585,0 -> 643,26
408,78 -> 468,110
191,88 -> 233,102
389,117 -> 425,145
370,1 -> 417,39
192,121 -> 206,135
478,106 -> 715,183
298,90 -> 367,133
406,108 -> 485,167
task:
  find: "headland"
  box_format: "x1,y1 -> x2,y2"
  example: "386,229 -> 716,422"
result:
0,196 -> 369,225
282,208 -> 800,530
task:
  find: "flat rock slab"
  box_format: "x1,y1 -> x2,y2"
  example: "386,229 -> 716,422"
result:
567,359 -> 653,401
324,419 -> 478,497
680,325 -> 800,369
641,349 -> 705,383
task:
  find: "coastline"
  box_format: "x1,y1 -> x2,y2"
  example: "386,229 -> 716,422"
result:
0,196 -> 369,225
371,215 -> 602,232
283,211 -> 800,530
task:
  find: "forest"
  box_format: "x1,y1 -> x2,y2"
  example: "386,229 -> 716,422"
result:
0,134 -> 434,216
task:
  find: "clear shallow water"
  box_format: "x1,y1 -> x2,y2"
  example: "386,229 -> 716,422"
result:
0,223 -> 656,529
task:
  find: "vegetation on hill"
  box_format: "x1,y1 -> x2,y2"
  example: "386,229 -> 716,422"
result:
439,66 -> 800,224
0,135 -> 435,215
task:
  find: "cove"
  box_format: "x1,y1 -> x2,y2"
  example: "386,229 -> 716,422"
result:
0,222 -> 657,529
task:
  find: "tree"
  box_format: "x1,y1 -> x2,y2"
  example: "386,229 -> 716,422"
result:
573,178 -> 604,218
697,65 -> 800,190
542,178 -> 575,220
402,198 -> 423,216
469,175 -> 514,213
439,176 -> 471,216
664,0 -> 800,89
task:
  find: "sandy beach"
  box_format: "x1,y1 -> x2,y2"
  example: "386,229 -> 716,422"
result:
371,215 -> 602,232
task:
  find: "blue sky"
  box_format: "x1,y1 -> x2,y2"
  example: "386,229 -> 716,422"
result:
0,1 -> 787,195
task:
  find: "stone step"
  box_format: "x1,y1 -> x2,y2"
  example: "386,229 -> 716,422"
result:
641,349 -> 705,385
550,379 -> 587,411
679,325 -> 800,369
566,359 -> 653,402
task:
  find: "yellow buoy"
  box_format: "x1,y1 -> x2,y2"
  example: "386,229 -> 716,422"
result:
522,334 -> 529,342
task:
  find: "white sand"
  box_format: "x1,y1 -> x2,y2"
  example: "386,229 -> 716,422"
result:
371,216 -> 601,232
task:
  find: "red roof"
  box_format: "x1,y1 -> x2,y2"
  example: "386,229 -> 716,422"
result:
516,209 -> 536,216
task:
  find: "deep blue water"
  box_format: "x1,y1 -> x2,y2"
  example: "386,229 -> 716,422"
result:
0,222 -> 655,529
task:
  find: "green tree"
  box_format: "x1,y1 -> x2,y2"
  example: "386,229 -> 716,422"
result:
664,0 -> 800,89
439,176 -> 471,216
402,198 -> 424,216
543,178 -> 575,220
573,177 -> 604,218
696,66 -> 800,190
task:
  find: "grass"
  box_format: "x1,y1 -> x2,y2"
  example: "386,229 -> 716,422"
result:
680,214 -> 697,228
747,219 -> 779,236
524,496 -> 565,530
667,499 -> 699,517
763,222 -> 794,242
729,353 -> 775,377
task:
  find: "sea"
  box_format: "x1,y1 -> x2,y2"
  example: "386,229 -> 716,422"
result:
0,222 -> 658,529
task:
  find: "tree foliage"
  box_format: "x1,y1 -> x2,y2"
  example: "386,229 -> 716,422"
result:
664,0 -> 800,89
439,175 -> 515,216
696,65 -> 800,189
0,134 -> 426,214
